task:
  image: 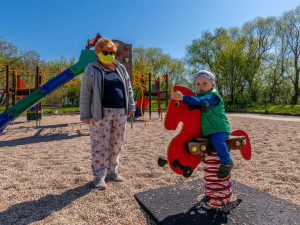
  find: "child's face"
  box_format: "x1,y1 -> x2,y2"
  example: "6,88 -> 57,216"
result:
195,76 -> 214,93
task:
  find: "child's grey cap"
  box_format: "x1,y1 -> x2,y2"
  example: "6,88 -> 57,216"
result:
194,70 -> 216,85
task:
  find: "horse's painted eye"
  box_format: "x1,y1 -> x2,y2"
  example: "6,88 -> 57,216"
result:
175,101 -> 180,107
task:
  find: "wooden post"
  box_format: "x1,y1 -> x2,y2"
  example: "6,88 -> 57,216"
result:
38,66 -> 42,124
36,66 -> 40,124
12,71 -> 16,106
149,73 -> 152,119
165,74 -> 169,109
5,65 -> 9,110
157,76 -> 160,117
35,66 -> 39,89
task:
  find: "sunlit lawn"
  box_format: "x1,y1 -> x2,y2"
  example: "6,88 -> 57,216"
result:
1,101 -> 299,115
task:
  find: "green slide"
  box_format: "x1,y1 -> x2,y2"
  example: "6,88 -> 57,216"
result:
0,50 -> 97,134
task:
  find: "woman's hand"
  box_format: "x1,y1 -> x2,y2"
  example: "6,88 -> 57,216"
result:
82,119 -> 90,125
171,91 -> 183,101
128,111 -> 134,116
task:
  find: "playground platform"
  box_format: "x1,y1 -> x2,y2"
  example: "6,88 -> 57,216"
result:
135,179 -> 300,225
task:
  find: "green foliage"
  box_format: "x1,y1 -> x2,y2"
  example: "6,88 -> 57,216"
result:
42,88 -> 65,105
40,56 -> 76,71
0,36 -> 41,70
1,5 -> 300,115
277,6 -> 300,105
41,84 -> 81,107
132,46 -> 189,88
185,6 -> 299,105
65,84 -> 81,106
0,94 -> 5,105
142,100 -> 168,111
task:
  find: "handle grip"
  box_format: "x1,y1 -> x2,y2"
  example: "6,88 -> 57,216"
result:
188,101 -> 209,113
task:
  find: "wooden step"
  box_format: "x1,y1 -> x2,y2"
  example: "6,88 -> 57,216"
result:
186,136 -> 246,155
9,88 -> 38,95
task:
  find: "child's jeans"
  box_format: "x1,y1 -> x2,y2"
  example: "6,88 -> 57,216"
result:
206,132 -> 231,164
89,108 -> 127,180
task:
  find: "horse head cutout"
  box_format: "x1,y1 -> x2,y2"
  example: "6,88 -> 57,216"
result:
163,86 -> 203,175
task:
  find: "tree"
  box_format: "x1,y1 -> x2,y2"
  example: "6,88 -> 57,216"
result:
185,28 -> 232,94
185,30 -> 222,73
186,28 -> 255,102
241,17 -> 277,101
0,35 -> 41,70
261,23 -> 292,104
40,56 -> 76,71
132,46 -> 188,89
40,56 -> 78,105
277,6 -> 300,105
0,36 -> 42,106
66,85 -> 81,106
215,33 -> 249,102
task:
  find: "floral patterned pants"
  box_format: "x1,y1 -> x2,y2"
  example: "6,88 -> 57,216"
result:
89,108 -> 127,180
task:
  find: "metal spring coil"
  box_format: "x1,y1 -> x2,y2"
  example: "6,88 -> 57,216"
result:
203,153 -> 232,207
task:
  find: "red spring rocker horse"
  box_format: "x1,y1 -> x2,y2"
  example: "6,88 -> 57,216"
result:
158,86 -> 251,208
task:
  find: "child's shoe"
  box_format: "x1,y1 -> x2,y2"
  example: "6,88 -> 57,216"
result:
94,177 -> 106,190
217,161 -> 234,180
106,172 -> 124,182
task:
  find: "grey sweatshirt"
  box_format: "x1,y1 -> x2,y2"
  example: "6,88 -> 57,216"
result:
79,60 -> 135,121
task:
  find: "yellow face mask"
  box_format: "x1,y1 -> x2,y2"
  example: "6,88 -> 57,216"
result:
98,52 -> 115,64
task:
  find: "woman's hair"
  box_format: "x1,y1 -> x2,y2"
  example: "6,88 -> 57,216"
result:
95,38 -> 118,52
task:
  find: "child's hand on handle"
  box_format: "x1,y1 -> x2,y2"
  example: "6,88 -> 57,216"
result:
171,91 -> 183,101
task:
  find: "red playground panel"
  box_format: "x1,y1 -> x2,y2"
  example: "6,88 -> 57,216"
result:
136,97 -> 149,109
164,86 -> 202,175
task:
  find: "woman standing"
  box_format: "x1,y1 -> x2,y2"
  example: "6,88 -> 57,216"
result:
80,38 -> 135,190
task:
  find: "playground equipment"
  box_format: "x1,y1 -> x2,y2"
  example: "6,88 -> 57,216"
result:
146,73 -> 170,120
132,69 -> 171,120
0,50 -> 98,134
1,65 -> 74,122
158,85 -> 251,208
0,33 -> 135,132
1,65 -> 43,110
134,96 -> 149,117
0,33 -> 172,132
131,50 -> 172,122
131,50 -> 147,125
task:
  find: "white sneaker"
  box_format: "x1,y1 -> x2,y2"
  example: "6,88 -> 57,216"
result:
106,173 -> 124,182
94,177 -> 106,190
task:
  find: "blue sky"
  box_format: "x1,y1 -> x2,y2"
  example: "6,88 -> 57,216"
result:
0,0 -> 299,62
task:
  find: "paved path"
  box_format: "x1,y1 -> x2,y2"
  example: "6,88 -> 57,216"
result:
227,112 -> 300,122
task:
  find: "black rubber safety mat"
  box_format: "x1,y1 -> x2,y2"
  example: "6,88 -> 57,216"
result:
134,179 -> 300,225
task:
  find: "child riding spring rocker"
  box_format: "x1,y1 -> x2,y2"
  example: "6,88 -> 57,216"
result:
158,82 -> 251,208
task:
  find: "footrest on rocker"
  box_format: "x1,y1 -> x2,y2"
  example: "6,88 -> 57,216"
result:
185,136 -> 247,155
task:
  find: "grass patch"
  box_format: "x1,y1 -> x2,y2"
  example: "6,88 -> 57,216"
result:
0,105 -> 6,113
148,100 -> 168,110
225,102 -> 300,116
1,101 -> 299,116
43,106 -> 80,114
